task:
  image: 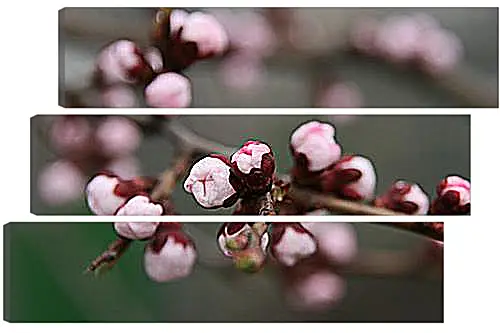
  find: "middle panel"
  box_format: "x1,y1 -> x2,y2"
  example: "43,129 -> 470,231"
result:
31,114 -> 470,216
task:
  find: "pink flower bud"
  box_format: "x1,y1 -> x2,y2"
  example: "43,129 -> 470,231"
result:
431,175 -> 470,214
290,121 -> 342,172
144,72 -> 192,108
287,270 -> 346,311
374,15 -> 422,62
375,180 -> 430,215
38,160 -> 85,205
95,116 -> 141,158
219,10 -> 277,57
169,9 -> 189,34
50,116 -> 91,155
301,222 -> 358,265
270,223 -> 317,267
180,12 -> 229,57
417,28 -> 463,75
85,174 -> 128,215
96,40 -> 146,84
219,54 -> 265,91
184,156 -> 238,208
321,155 -> 377,201
115,195 -> 164,216
101,85 -> 137,108
114,222 -> 160,240
144,228 -> 197,282
230,141 -> 275,195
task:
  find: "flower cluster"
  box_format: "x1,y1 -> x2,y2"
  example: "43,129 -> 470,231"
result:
292,121 -> 470,215
183,120 -> 470,215
85,172 -> 169,216
350,12 -> 463,75
184,141 -> 275,209
94,9 -> 229,108
38,116 -> 142,206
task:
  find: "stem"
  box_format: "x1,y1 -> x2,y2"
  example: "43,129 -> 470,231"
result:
258,192 -> 276,215
85,238 -> 132,274
150,149 -> 195,202
163,119 -> 235,156
289,186 -> 401,215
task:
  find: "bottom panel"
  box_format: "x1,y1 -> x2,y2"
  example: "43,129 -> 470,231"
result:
4,222 -> 443,322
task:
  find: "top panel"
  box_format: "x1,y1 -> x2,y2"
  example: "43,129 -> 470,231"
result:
59,7 -> 498,108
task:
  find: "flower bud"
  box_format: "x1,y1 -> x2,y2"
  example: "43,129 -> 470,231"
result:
95,116 -> 141,158
184,156 -> 238,208
38,160 -> 85,205
270,223 -> 317,267
50,116 -> 91,155
375,180 -> 430,215
431,175 -> 470,214
374,15 -> 422,62
287,270 -> 346,311
290,121 -> 342,173
115,194 -> 164,216
169,9 -> 189,34
416,28 -> 463,75
217,223 -> 269,257
144,72 -> 192,108
301,222 -> 358,265
321,155 -> 377,201
230,141 -> 275,195
180,12 -> 229,57
219,54 -> 265,91
144,227 -> 197,282
114,222 -> 160,240
85,174 -> 128,215
96,40 -> 147,84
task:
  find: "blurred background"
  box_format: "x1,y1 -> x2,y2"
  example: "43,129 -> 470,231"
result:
30,115 -> 470,215
4,222 -> 443,322
59,7 -> 498,108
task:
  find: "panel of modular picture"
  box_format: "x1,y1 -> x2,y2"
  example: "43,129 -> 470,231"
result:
59,7 -> 498,108
4,222 -> 443,322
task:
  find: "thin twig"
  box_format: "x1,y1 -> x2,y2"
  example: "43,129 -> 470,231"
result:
150,148 -> 195,202
85,237 -> 132,274
288,186 -> 401,215
164,119 -> 235,156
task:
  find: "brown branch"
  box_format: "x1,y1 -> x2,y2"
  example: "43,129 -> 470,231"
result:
163,119 -> 235,156
150,148 -> 196,202
85,237 -> 132,274
288,186 -> 401,215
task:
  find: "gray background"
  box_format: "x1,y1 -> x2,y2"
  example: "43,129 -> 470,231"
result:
31,115 -> 470,215
59,7 -> 498,108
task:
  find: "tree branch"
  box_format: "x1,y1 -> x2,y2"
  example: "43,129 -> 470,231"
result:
85,237 -> 132,274
288,186 -> 401,215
